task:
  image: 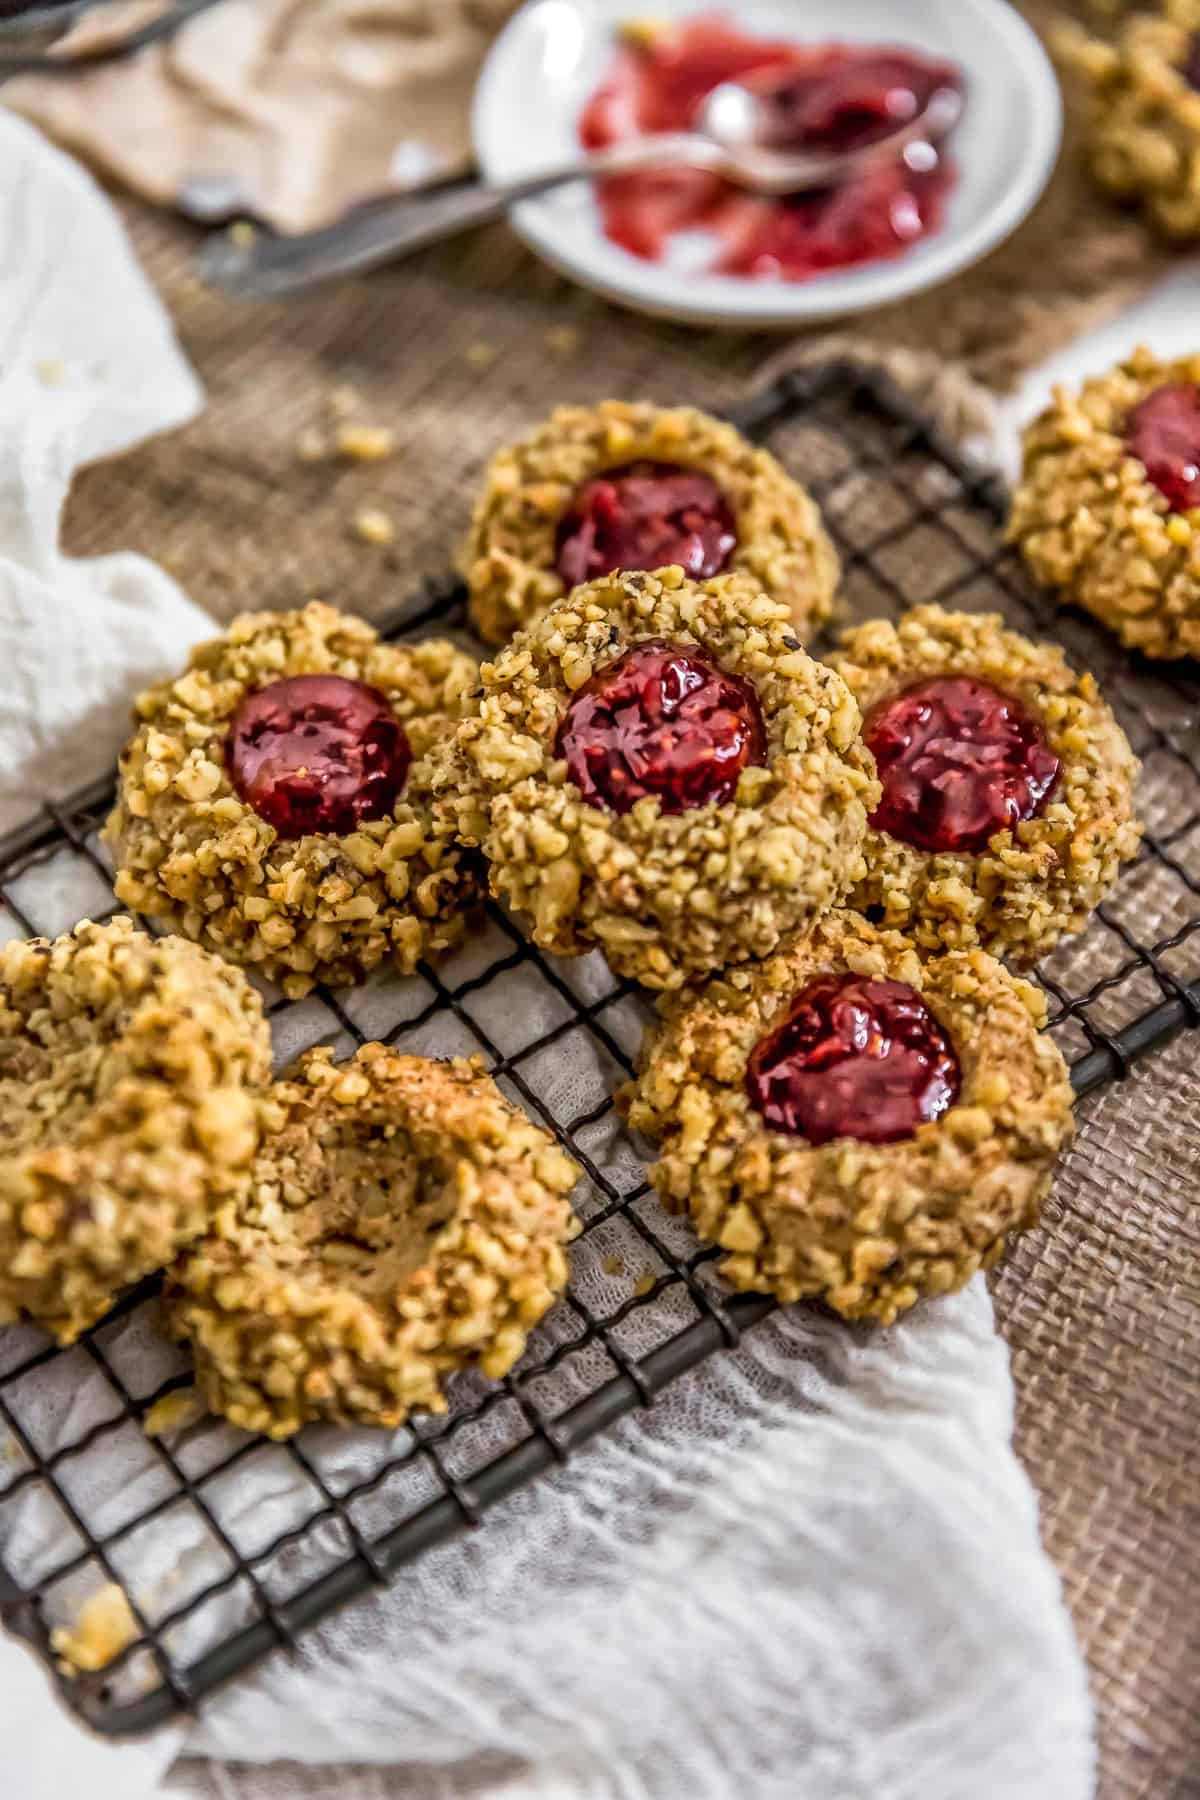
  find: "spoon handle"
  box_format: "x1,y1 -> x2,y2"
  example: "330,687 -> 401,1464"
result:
199,136 -> 718,299
0,0 -> 227,79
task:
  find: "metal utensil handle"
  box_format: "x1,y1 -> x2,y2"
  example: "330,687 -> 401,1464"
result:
200,136 -> 721,299
0,0 -> 226,79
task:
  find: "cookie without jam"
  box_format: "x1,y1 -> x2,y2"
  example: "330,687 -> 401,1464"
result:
429,565 -> 879,990
170,1045 -> 579,1438
623,910 -> 1075,1325
829,605 -> 1142,962
463,400 -> 839,646
105,602 -> 481,997
1058,2 -> 1200,241
0,917 -> 270,1343
1009,348 -> 1200,659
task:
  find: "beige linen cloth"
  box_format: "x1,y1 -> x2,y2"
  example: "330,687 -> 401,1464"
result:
7,0 -> 521,231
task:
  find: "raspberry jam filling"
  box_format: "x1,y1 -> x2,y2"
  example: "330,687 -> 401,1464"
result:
554,461 -> 737,590
226,675 -> 412,840
745,972 -> 961,1146
864,676 -> 1060,856
1185,32 -> 1200,91
580,18 -> 963,283
555,638 -> 766,814
1126,383 -> 1200,514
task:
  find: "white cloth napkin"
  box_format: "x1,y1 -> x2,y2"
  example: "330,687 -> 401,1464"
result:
164,1286 -> 1096,1800
0,111 -> 1096,1800
0,111 -> 208,839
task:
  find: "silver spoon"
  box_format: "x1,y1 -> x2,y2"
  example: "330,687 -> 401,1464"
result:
200,78 -> 962,300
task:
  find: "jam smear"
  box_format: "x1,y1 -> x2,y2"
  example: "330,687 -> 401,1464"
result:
745,972 -> 961,1146
1185,32 -> 1200,92
580,16 -> 963,283
1126,383 -> 1200,514
555,460 -> 737,590
227,675 -> 411,840
865,676 -> 1059,856
555,638 -> 766,814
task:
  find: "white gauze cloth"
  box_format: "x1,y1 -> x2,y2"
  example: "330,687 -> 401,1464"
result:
0,112 -> 207,838
0,111 -> 1095,1800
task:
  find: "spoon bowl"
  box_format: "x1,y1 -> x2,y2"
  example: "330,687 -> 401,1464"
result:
697,75 -> 964,196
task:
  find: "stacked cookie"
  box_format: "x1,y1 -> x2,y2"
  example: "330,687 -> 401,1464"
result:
0,916 -> 578,1437
4,602 -> 582,1434
0,389 -> 1153,1433
0,918 -> 269,1344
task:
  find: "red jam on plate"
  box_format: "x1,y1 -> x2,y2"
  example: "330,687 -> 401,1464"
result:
555,637 -> 766,814
1126,383 -> 1200,514
227,674 -> 412,840
555,460 -> 737,589
864,676 -> 1060,855
580,16 -> 963,282
746,972 -> 961,1145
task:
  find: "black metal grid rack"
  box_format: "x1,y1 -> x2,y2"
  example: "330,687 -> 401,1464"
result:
0,362 -> 1197,1736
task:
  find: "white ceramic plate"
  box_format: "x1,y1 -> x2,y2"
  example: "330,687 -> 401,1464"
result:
473,0 -> 1063,328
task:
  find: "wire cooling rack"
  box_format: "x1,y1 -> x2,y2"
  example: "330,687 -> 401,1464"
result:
1,361 -> 1198,1736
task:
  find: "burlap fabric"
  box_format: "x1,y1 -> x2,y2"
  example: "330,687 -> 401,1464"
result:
998,1033 -> 1200,1800
31,6 -> 1196,1795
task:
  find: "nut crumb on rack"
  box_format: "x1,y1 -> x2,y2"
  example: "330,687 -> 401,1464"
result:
545,325 -> 581,355
465,342 -> 498,369
143,1389 -> 205,1438
51,1584 -> 138,1675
